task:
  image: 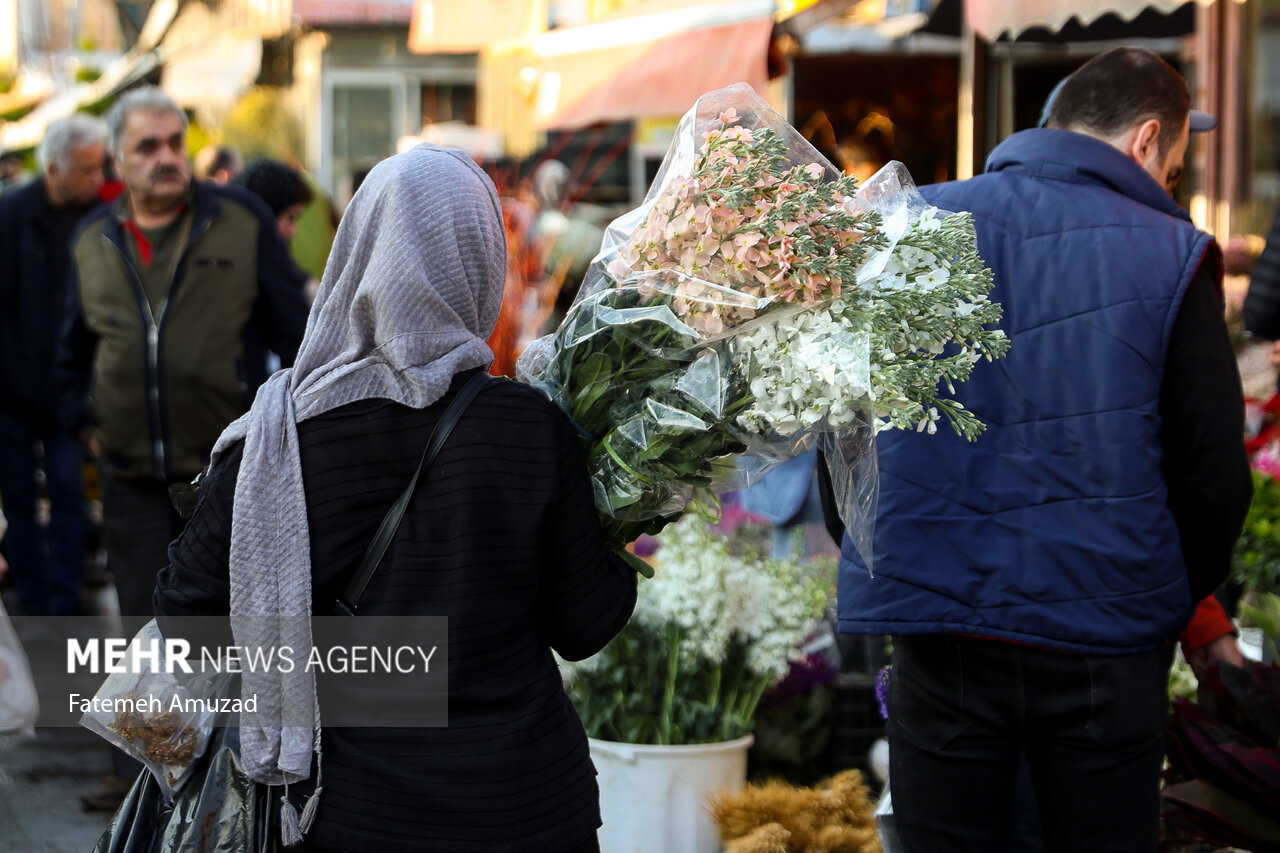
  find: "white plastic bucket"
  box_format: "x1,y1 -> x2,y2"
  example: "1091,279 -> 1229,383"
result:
589,734 -> 754,853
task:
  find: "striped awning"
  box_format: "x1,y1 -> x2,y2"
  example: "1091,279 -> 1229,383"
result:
964,0 -> 1203,41
526,0 -> 776,129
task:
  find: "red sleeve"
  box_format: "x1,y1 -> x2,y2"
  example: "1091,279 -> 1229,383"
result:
1178,595 -> 1236,656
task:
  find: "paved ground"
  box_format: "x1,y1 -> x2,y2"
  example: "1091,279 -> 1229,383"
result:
0,727 -> 116,852
0,586 -> 123,853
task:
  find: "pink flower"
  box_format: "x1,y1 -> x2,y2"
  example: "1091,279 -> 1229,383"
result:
1255,441 -> 1280,478
608,257 -> 633,281
690,311 -> 725,337
730,232 -> 763,260
720,107 -> 738,125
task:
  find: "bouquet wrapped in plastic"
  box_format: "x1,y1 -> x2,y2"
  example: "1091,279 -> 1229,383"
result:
517,84 -> 1008,560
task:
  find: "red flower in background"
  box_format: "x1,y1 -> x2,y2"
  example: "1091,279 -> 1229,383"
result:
1243,394 -> 1280,459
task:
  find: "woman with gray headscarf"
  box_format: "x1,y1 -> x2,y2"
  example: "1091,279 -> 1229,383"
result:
154,144 -> 637,852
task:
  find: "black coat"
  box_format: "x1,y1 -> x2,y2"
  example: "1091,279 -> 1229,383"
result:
155,371 -> 637,852
0,178 -> 96,424
1244,203 -> 1280,338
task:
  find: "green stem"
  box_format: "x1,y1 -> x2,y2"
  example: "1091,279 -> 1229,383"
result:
659,626 -> 681,745
733,677 -> 772,735
601,435 -> 655,485
706,664 -> 722,711
615,549 -> 654,579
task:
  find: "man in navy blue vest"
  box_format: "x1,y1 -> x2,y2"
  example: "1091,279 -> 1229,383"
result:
838,47 -> 1252,852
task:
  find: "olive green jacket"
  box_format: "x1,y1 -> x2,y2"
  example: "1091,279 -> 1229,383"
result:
59,181 -> 308,480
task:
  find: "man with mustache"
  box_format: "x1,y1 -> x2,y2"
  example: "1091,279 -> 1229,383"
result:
55,86 -> 308,810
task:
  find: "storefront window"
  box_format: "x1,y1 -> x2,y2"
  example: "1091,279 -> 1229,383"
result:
420,83 -> 476,125
332,84 -> 395,202
1244,0 -> 1280,235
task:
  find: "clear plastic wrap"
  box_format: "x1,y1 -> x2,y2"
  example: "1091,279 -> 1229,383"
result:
80,620 -> 224,803
0,597 -> 38,736
518,83 -> 1008,562
0,509 -> 37,736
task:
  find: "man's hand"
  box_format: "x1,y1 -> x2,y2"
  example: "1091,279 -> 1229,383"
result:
1267,338 -> 1280,367
1187,633 -> 1245,679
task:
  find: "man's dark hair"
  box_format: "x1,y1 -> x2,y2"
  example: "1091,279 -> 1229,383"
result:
233,159 -> 314,218
1045,46 -> 1190,158
195,145 -> 242,180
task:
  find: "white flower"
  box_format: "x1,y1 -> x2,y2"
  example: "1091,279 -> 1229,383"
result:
830,209 -> 1008,439
638,514 -> 831,680
916,268 -> 950,289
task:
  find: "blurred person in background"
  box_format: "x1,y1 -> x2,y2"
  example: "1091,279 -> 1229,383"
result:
486,194 -> 539,376
233,157 -> 318,301
0,113 -> 107,617
193,144 -> 243,184
1242,188 -> 1280,386
528,160 -> 605,336
0,150 -> 28,195
97,149 -> 125,203
233,158 -> 313,244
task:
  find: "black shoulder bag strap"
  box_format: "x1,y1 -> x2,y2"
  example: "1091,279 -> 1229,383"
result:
334,371 -> 491,616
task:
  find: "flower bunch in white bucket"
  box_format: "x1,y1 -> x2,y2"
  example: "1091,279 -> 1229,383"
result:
563,510 -> 833,745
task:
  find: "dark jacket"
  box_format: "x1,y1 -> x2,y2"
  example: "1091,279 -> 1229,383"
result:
838,128 -> 1250,654
1243,202 -> 1280,338
155,372 -> 637,852
0,177 -> 95,424
57,181 -> 308,480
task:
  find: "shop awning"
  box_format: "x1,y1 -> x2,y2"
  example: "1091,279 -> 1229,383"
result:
964,0 -> 1201,42
0,0 -> 180,153
792,0 -> 937,53
162,35 -> 264,113
528,0 -> 777,129
294,0 -> 415,26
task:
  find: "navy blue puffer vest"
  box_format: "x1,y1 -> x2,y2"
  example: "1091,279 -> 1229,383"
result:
838,129 -> 1217,654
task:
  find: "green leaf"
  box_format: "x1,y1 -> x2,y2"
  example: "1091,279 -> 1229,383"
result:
1163,779 -> 1280,851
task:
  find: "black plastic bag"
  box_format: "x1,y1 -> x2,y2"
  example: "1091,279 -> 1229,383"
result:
93,722 -> 282,853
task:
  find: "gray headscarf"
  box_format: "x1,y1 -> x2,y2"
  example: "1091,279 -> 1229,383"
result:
210,144 -> 505,813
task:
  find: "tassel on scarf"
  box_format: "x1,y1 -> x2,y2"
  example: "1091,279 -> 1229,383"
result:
299,787 -> 323,833
280,783 -> 304,847
300,748 -> 325,834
